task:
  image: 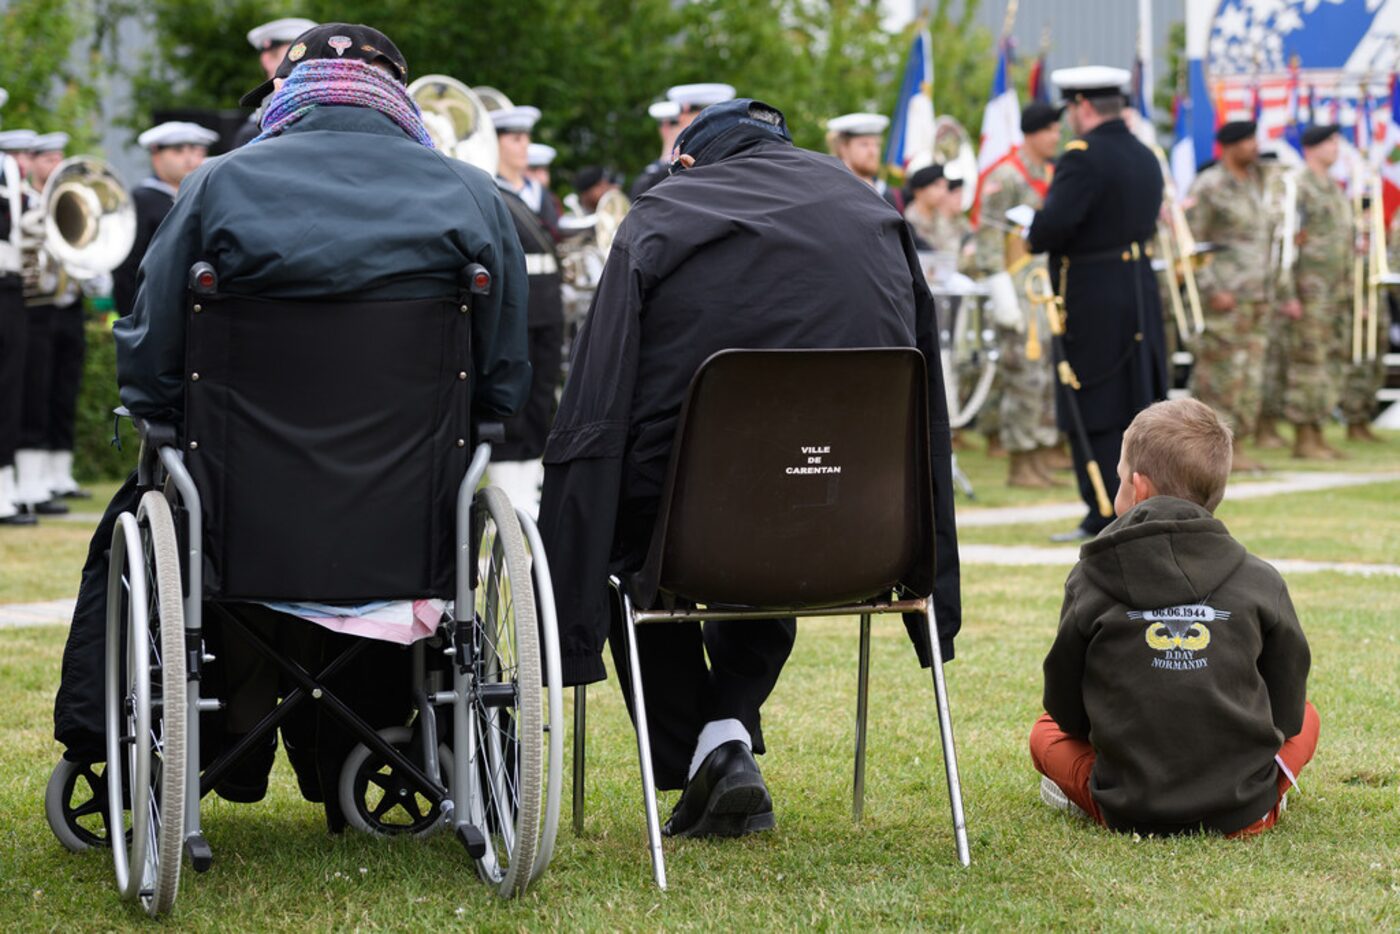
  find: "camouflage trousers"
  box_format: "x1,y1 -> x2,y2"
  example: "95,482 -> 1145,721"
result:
994,318 -> 1058,452
1190,298 -> 1268,437
1260,297 -> 1345,425
1334,297 -> 1391,424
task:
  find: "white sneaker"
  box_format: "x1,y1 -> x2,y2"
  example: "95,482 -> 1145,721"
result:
1040,776 -> 1090,820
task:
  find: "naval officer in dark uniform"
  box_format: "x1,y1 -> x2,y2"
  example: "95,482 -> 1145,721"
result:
1026,66 -> 1167,541
112,121 -> 218,317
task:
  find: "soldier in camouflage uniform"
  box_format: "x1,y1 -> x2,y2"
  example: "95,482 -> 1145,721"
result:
1335,189 -> 1393,442
973,102 -> 1063,486
1282,125 -> 1351,458
1185,120 -> 1296,471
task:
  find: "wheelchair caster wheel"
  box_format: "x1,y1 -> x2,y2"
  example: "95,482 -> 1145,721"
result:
46,759 -> 114,852
338,726 -> 452,838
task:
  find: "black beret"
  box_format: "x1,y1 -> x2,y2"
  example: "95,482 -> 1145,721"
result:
573,165 -> 608,191
1216,120 -> 1256,145
908,164 -> 945,191
1302,124 -> 1340,147
1021,101 -> 1063,134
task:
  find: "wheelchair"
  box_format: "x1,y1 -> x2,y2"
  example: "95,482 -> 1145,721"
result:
44,263 -> 564,914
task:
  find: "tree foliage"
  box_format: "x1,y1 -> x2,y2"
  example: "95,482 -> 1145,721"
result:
0,0 -> 120,150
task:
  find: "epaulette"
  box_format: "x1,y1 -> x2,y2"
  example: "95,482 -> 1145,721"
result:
1064,140 -> 1089,152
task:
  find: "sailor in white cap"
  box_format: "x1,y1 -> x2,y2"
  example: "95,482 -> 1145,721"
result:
0,96 -> 36,524
112,122 -> 219,319
631,85 -> 735,199
490,102 -> 562,513
0,129 -> 38,182
1025,64 -> 1168,542
526,142 -> 557,187
826,112 -> 900,208
233,17 -> 319,148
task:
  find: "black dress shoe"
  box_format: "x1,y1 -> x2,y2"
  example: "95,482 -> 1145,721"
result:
0,511 -> 38,526
662,740 -> 774,838
32,499 -> 69,516
57,488 -> 93,500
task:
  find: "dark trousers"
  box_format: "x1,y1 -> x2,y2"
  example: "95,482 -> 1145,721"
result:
1071,427 -> 1124,535
495,319 -> 564,461
0,284 -> 25,465
19,304 -> 53,447
47,302 -> 85,450
609,598 -> 797,791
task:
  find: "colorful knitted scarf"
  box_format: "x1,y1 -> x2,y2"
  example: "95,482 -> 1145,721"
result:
251,58 -> 434,148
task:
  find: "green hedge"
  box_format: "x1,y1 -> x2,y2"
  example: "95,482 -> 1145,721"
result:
75,319 -> 138,482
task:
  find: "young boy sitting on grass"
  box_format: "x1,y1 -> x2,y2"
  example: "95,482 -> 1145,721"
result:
1031,398 -> 1319,836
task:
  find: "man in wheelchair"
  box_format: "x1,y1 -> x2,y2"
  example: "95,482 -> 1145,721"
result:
539,99 -> 962,838
51,23 -> 532,837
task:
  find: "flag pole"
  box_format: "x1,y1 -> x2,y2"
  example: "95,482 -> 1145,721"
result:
1138,0 -> 1154,115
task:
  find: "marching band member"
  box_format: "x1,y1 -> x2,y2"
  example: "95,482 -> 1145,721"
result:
631,83 -> 735,200
113,121 -> 218,317
233,16 -> 319,147
826,111 -> 901,209
0,105 -> 36,525
975,101 -> 1064,488
489,104 -> 564,514
526,142 -> 565,225
1027,66 -> 1168,542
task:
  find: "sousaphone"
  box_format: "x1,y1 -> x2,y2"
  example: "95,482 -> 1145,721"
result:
408,75 -> 499,176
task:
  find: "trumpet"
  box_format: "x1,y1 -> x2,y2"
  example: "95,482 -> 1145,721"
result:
20,156 -> 135,304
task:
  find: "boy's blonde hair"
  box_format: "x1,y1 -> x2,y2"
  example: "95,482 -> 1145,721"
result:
1122,398 -> 1233,512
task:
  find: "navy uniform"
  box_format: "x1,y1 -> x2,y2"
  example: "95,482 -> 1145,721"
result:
0,119 -> 37,524
233,17 -> 319,148
827,112 -> 904,212
539,101 -> 962,824
113,121 -> 219,317
55,27 -> 531,810
630,83 -> 735,201
487,104 -> 564,513
1027,67 -> 1167,539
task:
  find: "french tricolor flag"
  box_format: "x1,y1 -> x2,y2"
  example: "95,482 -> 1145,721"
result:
972,40 -> 1022,225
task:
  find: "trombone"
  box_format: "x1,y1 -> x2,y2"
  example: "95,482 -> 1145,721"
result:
1350,159 -> 1386,365
1151,145 -> 1205,337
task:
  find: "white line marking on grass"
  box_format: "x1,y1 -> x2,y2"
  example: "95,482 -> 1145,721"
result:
0,599 -> 76,629
957,471 -> 1400,527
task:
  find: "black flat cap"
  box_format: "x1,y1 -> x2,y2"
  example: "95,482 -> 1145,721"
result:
908,163 -> 945,191
1302,124 -> 1340,147
1216,120 -> 1256,145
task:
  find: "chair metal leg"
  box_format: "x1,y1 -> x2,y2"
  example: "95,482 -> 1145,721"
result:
853,613 -> 872,823
572,685 -> 586,835
620,592 -> 667,890
924,601 -> 970,866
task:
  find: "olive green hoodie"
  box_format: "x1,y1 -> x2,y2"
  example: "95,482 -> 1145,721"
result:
1042,496 -> 1311,835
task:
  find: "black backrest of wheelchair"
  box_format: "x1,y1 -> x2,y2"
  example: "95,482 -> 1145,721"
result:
183,291 -> 471,601
632,348 -> 933,611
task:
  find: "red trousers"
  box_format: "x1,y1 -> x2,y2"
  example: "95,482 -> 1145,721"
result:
1029,702 -> 1321,837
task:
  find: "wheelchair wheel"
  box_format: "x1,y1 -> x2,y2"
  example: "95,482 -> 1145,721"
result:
104,492 -> 187,916
338,726 -> 452,838
468,486 -> 542,897
45,759 -> 114,852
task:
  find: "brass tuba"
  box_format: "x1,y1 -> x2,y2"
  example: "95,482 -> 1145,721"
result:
408,75 -> 500,176
932,116 -> 979,212
22,156 -> 135,303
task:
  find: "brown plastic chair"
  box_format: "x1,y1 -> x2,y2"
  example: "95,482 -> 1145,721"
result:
572,348 -> 969,888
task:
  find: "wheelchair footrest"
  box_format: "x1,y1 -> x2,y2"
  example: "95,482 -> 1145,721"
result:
455,824 -> 487,860
185,833 -> 213,873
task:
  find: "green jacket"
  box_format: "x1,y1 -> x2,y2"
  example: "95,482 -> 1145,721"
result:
1042,496 -> 1310,835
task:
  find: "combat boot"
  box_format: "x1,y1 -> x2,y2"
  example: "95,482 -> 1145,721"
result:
1347,422 -> 1383,443
1231,438 -> 1265,473
1292,423 -> 1334,460
1255,417 -> 1286,449
1007,451 -> 1052,488
1032,449 -> 1068,485
1039,443 -> 1075,471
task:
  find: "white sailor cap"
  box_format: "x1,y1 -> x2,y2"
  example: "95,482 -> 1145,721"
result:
826,112 -> 890,136
666,83 -> 736,110
490,105 -> 541,134
1051,66 -> 1131,101
648,100 -> 682,121
0,129 -> 39,152
31,132 -> 69,153
527,143 -> 557,167
246,17 -> 318,51
138,121 -> 220,149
